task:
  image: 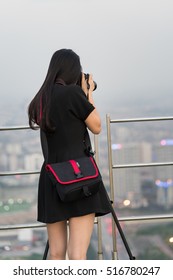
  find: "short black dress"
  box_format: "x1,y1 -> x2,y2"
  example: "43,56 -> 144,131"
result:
37,84 -> 111,223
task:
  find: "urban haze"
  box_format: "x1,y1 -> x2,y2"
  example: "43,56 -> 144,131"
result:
0,0 -> 173,260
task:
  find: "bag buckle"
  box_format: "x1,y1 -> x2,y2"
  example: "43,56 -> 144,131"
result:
75,172 -> 83,179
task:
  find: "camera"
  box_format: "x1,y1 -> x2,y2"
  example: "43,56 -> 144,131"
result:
77,73 -> 97,91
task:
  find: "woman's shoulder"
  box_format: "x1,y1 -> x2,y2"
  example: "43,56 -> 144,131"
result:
66,84 -> 85,96
54,84 -> 86,99
53,83 -> 83,93
52,85 -> 87,104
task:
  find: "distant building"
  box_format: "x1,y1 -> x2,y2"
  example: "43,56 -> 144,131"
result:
112,138 -> 173,209
152,140 -> 173,209
24,153 -> 43,182
112,141 -> 152,207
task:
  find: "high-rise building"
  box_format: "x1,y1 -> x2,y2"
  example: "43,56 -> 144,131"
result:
112,141 -> 152,207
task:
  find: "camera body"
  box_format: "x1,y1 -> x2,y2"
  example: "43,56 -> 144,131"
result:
77,73 -> 97,91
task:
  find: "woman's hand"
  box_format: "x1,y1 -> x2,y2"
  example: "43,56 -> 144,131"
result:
81,73 -> 95,98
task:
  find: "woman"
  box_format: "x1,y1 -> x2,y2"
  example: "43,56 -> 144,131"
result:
28,49 -> 110,260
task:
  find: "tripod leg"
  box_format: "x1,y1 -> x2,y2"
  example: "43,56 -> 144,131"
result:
42,240 -> 49,260
109,202 -> 135,260
103,186 -> 135,260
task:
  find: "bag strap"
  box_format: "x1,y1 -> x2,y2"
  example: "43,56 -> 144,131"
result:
41,129 -> 94,164
83,131 -> 95,157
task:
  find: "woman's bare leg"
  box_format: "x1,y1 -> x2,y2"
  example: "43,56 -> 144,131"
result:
46,220 -> 67,260
67,213 -> 95,260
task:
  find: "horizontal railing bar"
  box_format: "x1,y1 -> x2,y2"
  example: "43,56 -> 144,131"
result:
0,125 -> 39,131
1,116 -> 173,132
0,214 -> 172,231
0,125 -> 30,131
0,219 -> 100,231
113,162 -> 173,169
0,170 -> 40,176
119,214 -> 173,222
110,116 -> 173,123
1,163 -> 172,177
0,223 -> 46,231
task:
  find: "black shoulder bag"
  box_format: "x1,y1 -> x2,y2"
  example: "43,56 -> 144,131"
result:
46,155 -> 102,202
42,131 -> 102,202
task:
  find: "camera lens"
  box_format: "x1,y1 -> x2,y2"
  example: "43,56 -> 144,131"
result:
85,73 -> 97,91
93,81 -> 97,91
77,73 -> 97,91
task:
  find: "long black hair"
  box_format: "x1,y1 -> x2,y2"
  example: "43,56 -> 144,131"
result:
28,49 -> 82,132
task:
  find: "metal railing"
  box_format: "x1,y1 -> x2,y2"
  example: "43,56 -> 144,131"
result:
106,115 -> 173,259
0,117 -> 173,260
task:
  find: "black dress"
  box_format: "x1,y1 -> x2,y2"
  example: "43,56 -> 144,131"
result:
37,84 -> 110,223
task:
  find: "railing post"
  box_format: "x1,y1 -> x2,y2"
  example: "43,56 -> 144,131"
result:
106,114 -> 118,260
94,135 -> 104,260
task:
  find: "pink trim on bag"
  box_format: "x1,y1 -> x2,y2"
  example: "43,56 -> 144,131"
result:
46,157 -> 99,185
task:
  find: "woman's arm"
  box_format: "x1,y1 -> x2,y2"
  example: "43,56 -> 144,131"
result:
85,108 -> 101,134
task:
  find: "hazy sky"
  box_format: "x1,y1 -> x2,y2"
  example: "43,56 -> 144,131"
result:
0,0 -> 173,117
